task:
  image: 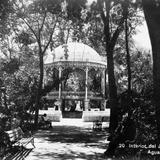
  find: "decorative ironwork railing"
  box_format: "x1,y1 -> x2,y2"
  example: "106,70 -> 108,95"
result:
46,91 -> 102,99
45,61 -> 106,70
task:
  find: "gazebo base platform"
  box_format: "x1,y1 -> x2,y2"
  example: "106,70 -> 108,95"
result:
82,109 -> 110,122
39,109 -> 62,122
39,109 -> 110,123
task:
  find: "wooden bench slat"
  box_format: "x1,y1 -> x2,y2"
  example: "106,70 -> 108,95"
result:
19,137 -> 34,144
5,127 -> 35,149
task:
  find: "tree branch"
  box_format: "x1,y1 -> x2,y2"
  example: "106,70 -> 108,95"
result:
42,19 -> 58,54
110,16 -> 125,50
97,0 -> 106,22
39,12 -> 47,35
22,18 -> 39,43
103,0 -> 111,46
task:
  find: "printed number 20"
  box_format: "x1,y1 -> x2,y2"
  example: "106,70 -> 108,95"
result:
119,143 -> 125,148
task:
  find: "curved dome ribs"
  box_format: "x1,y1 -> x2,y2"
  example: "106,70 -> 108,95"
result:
44,42 -> 107,67
82,43 -> 86,62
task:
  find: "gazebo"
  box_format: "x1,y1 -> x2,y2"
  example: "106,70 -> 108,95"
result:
43,42 -> 107,116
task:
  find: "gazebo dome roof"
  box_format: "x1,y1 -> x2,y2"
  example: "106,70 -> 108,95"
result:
44,42 -> 106,66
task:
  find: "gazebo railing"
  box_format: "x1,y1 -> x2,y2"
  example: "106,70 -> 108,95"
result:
46,91 -> 102,99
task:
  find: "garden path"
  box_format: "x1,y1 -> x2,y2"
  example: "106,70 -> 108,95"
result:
25,118 -> 109,160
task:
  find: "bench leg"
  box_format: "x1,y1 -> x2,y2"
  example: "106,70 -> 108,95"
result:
93,124 -> 102,131
18,145 -> 25,160
98,124 -> 102,131
31,138 -> 35,148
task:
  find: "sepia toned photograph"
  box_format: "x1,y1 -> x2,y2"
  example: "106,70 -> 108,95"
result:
0,0 -> 160,159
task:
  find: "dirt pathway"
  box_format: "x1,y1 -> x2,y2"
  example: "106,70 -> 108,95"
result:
25,119 -> 109,160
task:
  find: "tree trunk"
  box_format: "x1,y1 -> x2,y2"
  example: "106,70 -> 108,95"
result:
107,47 -> 118,134
125,18 -> 131,99
142,0 -> 160,142
34,51 -> 44,128
99,0 -> 125,135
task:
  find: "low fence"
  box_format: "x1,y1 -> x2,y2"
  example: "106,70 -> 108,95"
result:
39,108 -> 62,122
39,108 -> 110,122
82,109 -> 110,122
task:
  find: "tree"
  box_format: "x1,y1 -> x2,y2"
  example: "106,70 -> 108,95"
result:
121,0 -> 143,102
94,0 -> 128,134
13,0 -> 65,127
142,0 -> 160,142
123,1 -> 132,99
13,0 -> 88,127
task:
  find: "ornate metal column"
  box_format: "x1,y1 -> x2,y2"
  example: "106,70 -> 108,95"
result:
101,69 -> 106,97
84,67 -> 89,110
43,67 -> 47,88
58,67 -> 62,99
101,69 -> 106,110
57,67 -> 62,110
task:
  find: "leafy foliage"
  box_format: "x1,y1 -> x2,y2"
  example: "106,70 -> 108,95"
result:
0,0 -> 14,38
113,46 -> 152,95
118,90 -> 156,144
0,0 -> 10,20
131,50 -> 152,94
15,31 -> 35,46
0,44 -> 39,115
135,100 -> 157,144
66,0 -> 87,21
1,58 -> 20,74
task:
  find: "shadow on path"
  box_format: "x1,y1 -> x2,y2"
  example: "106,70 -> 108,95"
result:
25,125 -> 109,160
25,123 -> 160,160
4,148 -> 32,160
36,126 -> 108,145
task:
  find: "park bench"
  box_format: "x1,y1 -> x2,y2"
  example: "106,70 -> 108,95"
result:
93,117 -> 104,131
38,121 -> 51,129
5,127 -> 35,150
38,115 -> 52,129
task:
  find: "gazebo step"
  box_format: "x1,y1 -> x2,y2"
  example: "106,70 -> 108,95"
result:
62,111 -> 83,118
